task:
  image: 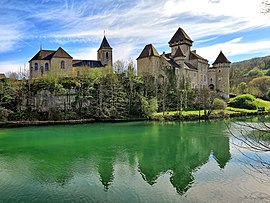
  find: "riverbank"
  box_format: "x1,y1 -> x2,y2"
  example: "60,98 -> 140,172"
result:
1,109 -> 270,128
151,109 -> 270,121
0,118 -> 146,128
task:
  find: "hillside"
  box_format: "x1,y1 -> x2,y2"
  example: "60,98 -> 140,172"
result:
230,55 -> 270,86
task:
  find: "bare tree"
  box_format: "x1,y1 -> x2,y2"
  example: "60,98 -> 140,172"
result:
229,119 -> 270,180
262,0 -> 270,14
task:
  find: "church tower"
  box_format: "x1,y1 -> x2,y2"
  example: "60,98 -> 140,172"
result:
97,36 -> 113,67
212,51 -> 231,99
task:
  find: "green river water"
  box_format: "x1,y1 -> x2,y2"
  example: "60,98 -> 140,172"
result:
0,120 -> 269,202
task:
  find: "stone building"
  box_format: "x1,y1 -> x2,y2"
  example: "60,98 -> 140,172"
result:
137,27 -> 231,98
0,74 -> 6,79
29,36 -> 113,79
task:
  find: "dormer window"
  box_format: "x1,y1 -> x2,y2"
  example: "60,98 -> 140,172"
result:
61,61 -> 65,69
34,63 -> 38,70
45,63 -> 49,71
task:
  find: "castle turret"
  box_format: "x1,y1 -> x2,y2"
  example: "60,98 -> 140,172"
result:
212,51 -> 231,98
97,36 -> 113,67
169,27 -> 193,60
173,46 -> 185,67
136,44 -> 160,77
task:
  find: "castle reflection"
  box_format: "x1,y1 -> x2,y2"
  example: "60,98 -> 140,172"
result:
0,121 -> 231,194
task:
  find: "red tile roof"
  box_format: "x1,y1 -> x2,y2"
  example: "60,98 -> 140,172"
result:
29,47 -> 72,62
0,74 -> 6,79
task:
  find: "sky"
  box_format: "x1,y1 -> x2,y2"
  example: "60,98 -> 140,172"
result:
0,0 -> 270,74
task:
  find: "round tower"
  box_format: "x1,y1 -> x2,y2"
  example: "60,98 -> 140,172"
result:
212,51 -> 231,99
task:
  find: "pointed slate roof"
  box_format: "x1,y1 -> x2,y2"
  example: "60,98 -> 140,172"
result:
29,47 -> 72,61
169,27 -> 193,44
137,44 -> 160,59
174,46 -> 185,57
99,36 -> 112,50
213,51 -> 231,65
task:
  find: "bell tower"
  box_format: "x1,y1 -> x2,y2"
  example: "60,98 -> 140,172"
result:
97,36 -> 113,67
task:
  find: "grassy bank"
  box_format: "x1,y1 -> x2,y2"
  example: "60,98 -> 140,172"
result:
152,107 -> 270,121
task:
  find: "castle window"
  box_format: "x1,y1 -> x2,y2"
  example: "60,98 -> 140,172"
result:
219,70 -> 221,73
106,52 -> 109,59
204,75 -> 206,82
45,63 -> 49,71
34,63 -> 38,70
61,61 -> 65,69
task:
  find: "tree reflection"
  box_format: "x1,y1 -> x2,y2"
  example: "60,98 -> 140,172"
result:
0,121 -> 231,194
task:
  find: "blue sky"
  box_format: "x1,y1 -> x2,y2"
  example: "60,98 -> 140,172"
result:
0,0 -> 270,74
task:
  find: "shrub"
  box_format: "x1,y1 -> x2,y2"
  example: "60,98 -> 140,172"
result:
213,98 -> 227,110
228,94 -> 257,110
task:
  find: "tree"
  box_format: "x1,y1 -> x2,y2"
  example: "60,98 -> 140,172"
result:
195,87 -> 217,119
249,76 -> 270,98
238,82 -> 247,94
229,119 -> 270,180
262,0 -> 270,13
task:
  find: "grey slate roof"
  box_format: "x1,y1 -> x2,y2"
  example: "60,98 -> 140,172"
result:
169,27 -> 193,44
184,62 -> 197,70
137,44 -> 160,59
72,60 -> 104,68
213,51 -> 231,65
98,36 -> 112,50
174,46 -> 185,57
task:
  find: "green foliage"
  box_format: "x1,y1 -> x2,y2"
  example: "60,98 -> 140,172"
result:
140,96 -> 158,118
248,76 -> 270,98
213,98 -> 227,110
228,94 -> 257,110
237,82 -> 247,94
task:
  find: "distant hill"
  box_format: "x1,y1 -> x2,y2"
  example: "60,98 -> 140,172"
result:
230,55 -> 270,86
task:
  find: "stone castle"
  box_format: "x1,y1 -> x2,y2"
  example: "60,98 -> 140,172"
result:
29,36 -> 113,79
136,27 -> 231,98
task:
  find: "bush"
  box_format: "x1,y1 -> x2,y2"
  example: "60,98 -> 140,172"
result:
228,94 -> 257,110
213,98 -> 227,110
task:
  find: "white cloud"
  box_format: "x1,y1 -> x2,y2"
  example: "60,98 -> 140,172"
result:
0,24 -> 22,52
0,61 -> 27,74
196,39 -> 270,62
70,47 -> 97,60
1,0 -> 270,72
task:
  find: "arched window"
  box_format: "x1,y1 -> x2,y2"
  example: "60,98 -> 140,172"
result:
106,52 -> 109,59
45,63 -> 49,71
61,61 -> 65,69
34,63 -> 38,70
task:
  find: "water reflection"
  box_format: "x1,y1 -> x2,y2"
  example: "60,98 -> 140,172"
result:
0,121 -> 231,195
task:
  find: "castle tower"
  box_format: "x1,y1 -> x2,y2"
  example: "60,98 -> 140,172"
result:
97,36 -> 113,67
173,46 -> 185,67
169,27 -> 193,60
136,44 -> 160,77
212,51 -> 231,98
